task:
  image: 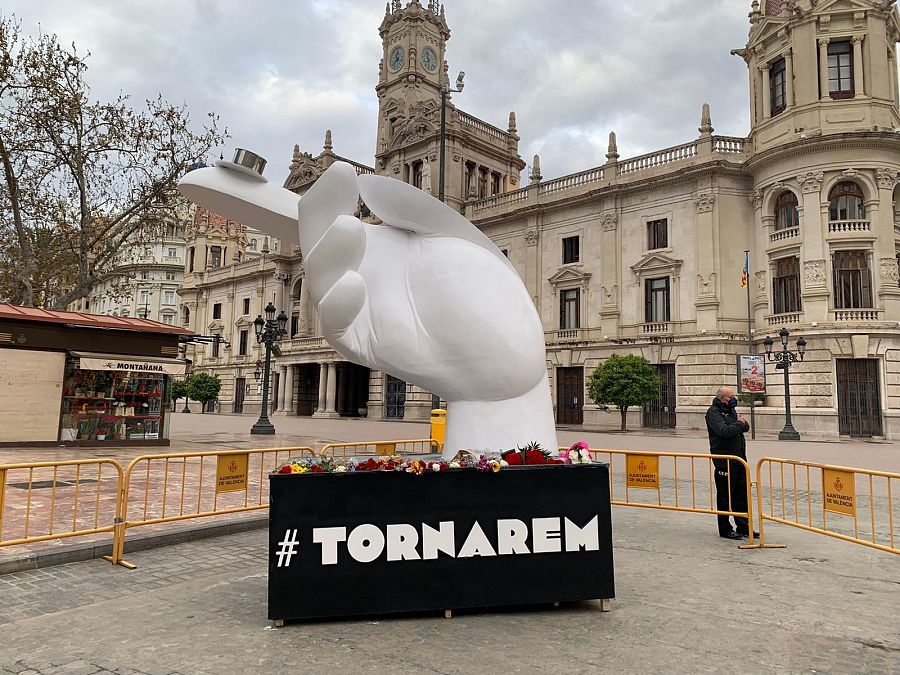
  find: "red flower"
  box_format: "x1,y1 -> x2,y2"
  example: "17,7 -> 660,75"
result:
502,451 -> 523,465
310,465 -> 325,473
278,465 -> 292,474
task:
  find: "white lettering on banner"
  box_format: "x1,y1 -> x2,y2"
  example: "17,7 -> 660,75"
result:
299,516 -> 602,566
457,522 -> 497,558
532,517 -> 562,553
497,519 -> 530,554
78,356 -> 186,376
422,521 -> 455,560
313,527 -> 347,565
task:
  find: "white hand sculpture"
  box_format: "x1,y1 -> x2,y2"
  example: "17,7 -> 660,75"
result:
179,161 -> 558,458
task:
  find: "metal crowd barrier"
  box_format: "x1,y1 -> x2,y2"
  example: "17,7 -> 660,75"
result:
319,439 -> 439,457
580,448 -> 755,545
107,446 -> 314,568
0,459 -> 124,551
748,457 -> 898,555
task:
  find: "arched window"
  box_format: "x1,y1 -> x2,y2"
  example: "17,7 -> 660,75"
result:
829,182 -> 865,221
774,191 -> 799,231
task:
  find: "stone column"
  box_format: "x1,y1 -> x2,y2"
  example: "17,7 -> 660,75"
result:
600,213 -> 620,336
874,170 -> 900,316
819,39 -> 831,101
760,65 -> 771,119
693,190 -> 718,332
784,50 -> 795,108
524,223 -> 540,309
852,35 -> 865,97
298,277 -> 312,336
798,172 -> 829,322
276,365 -> 287,411
283,365 -> 295,415
314,362 -> 328,415
325,363 -> 338,414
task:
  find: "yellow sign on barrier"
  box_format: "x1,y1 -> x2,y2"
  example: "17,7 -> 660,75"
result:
626,454 -> 659,489
216,453 -> 249,493
375,443 -> 396,456
823,468 -> 856,516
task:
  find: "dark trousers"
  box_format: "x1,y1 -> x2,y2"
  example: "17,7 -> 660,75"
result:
714,458 -> 749,535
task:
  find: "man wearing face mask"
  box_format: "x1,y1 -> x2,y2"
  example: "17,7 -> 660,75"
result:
705,386 -> 754,540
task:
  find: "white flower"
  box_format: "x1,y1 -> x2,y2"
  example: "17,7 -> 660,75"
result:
449,461 -> 460,469
334,465 -> 348,473
499,460 -> 509,467
431,463 -> 442,472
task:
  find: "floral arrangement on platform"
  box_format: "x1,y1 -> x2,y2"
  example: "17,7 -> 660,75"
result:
273,442 -> 593,476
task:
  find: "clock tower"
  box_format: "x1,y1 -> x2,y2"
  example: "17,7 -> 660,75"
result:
375,1 -> 525,209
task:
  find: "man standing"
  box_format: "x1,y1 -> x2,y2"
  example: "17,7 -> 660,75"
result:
705,386 -> 754,539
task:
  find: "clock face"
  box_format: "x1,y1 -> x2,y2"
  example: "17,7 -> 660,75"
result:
389,46 -> 405,71
421,47 -> 438,72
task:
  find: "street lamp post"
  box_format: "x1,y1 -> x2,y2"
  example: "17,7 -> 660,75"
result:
438,71 -> 466,203
250,302 -> 288,435
763,328 -> 807,441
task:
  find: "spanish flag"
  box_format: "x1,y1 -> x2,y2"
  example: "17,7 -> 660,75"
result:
741,251 -> 749,288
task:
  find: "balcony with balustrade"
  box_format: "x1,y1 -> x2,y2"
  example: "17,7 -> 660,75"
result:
765,312 -> 802,326
831,309 -> 883,322
827,219 -> 873,240
465,135 -> 750,221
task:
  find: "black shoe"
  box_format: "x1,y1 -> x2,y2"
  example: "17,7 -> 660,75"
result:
720,531 -> 742,540
738,531 -> 760,539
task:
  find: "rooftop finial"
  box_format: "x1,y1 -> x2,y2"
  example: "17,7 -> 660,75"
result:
606,131 -> 619,162
508,112 -> 517,134
324,129 -> 333,152
292,144 -> 301,160
530,154 -> 542,184
699,102 -> 714,136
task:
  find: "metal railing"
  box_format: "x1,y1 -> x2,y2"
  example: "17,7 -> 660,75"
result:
107,446 -> 314,567
748,457 -> 898,555
0,459 -> 123,549
319,439 -> 439,458
582,448 -> 755,545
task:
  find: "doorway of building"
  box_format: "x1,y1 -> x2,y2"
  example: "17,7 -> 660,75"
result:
233,377 -> 245,414
385,375 -> 406,419
556,367 -> 584,425
643,364 -> 676,429
336,363 -> 370,416
295,364 -> 319,416
836,359 -> 883,437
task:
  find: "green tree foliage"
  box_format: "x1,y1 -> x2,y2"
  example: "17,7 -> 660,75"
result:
587,354 -> 660,431
169,378 -> 188,410
186,373 -> 221,414
0,16 -> 226,307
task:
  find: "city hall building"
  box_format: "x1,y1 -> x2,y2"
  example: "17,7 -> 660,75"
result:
179,0 -> 900,440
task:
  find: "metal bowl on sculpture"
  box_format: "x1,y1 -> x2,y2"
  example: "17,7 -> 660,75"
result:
178,155 -> 559,458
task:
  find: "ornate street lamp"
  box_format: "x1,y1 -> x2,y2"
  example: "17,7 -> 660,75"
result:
438,70 -> 465,203
250,301 -> 288,435
763,328 -> 807,441
254,359 -> 263,382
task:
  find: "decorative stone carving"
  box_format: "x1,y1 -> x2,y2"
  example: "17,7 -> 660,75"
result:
876,168 -> 899,190
749,189 -> 763,209
602,285 -> 618,306
693,193 -> 715,213
770,180 -> 785,194
601,213 -> 618,232
697,272 -> 716,297
755,270 -> 767,296
841,168 -> 860,180
880,257 -> 900,285
797,172 -> 825,194
524,230 -> 539,247
804,259 -> 827,287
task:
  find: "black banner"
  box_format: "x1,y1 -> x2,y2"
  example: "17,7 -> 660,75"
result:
268,463 -> 614,621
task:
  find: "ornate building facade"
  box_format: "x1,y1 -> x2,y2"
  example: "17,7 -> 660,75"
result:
182,0 -> 900,440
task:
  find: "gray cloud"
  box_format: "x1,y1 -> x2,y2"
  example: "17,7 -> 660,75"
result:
5,0 -> 756,185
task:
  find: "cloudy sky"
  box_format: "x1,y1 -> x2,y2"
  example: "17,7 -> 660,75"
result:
5,0 -> 755,185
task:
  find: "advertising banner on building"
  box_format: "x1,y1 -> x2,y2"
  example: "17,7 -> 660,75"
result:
78,355 -> 186,376
737,354 -> 766,394
268,464 -> 615,621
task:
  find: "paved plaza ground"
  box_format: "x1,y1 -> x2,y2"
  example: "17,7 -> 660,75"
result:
0,506 -> 898,674
1,416 -> 898,673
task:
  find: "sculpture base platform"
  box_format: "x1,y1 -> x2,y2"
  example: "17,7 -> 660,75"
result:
268,464 -> 615,623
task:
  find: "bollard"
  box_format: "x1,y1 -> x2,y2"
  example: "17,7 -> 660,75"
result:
430,409 -> 447,449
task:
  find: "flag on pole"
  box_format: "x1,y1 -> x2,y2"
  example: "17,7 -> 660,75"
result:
741,251 -> 749,288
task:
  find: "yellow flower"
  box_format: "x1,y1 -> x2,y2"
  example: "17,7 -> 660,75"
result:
290,464 -> 302,474
491,460 -> 501,473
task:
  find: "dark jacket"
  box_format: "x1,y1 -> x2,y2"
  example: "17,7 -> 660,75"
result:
705,397 -> 749,462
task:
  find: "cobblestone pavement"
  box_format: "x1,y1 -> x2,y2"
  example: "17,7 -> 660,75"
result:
1,506 -> 898,674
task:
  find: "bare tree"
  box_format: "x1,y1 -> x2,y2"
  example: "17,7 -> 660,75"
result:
0,16 -> 226,307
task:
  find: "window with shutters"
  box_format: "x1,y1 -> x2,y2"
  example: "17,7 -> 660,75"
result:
770,58 -> 787,115
562,236 -> 580,264
559,288 -> 580,329
827,41 -> 854,99
774,192 -> 799,231
239,329 -> 249,356
833,250 -> 872,309
645,277 -> 670,323
829,182 -> 865,221
212,303 -> 222,320
772,256 -> 801,314
647,219 -> 668,250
